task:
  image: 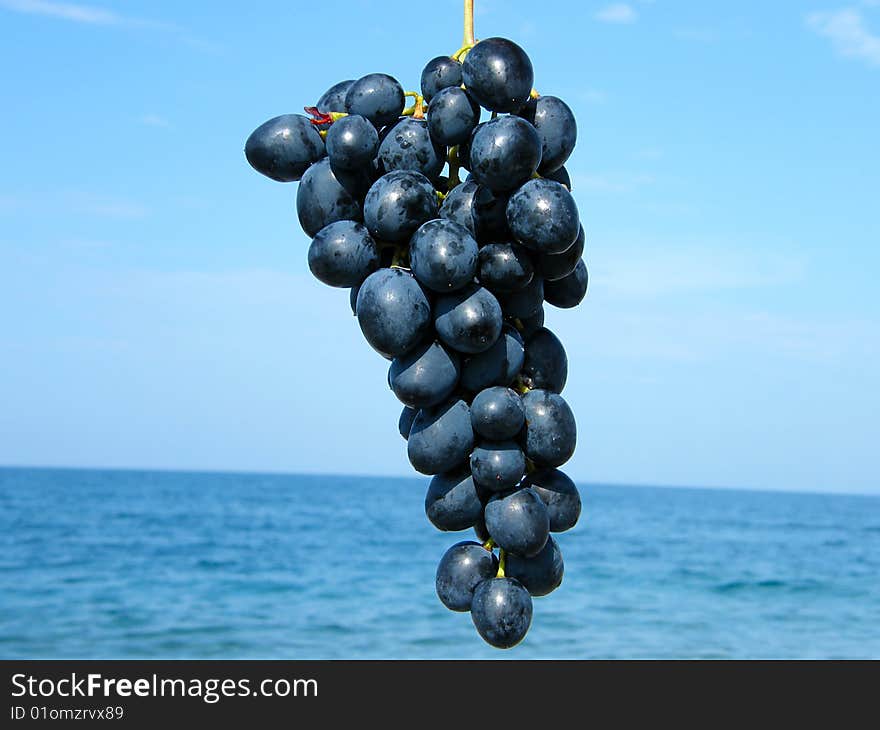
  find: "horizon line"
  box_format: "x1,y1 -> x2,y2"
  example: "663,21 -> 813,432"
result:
0,463 -> 876,499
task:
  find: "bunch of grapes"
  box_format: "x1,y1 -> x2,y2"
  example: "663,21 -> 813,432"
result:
245,4 -> 587,649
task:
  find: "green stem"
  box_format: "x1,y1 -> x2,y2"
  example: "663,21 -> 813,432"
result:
497,549 -> 506,578
463,0 -> 475,47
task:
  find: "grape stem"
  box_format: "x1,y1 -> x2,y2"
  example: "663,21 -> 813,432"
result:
497,549 -> 506,578
447,146 -> 461,189
482,537 -> 496,551
402,91 -> 426,119
463,0 -> 475,47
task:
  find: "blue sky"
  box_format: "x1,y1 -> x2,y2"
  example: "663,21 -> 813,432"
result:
0,0 -> 878,494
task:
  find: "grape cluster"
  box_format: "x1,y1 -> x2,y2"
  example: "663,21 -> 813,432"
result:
246,34 -> 587,649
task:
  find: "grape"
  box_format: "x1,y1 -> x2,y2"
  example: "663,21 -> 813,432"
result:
349,285 -> 360,315
474,512 -> 490,542
484,487 -> 550,557
246,22 -> 592,650
316,80 -> 355,116
525,468 -> 581,532
471,185 -> 512,241
470,386 -> 525,440
536,225 -> 585,282
425,467 -> 486,532
462,37 -> 534,113
420,55 -> 463,102
434,284 -> 503,354
505,535 -> 564,597
543,259 -> 588,308
478,242 -> 534,293
543,165 -> 571,190
325,114 -> 379,171
470,577 -> 533,649
496,276 -> 544,319
439,180 -> 479,237
296,158 -> 362,237
516,306 -> 545,338
345,73 -> 405,128
518,95 -> 577,173
469,116 -> 542,192
407,398 -> 475,475
459,324 -> 524,392
436,541 -> 497,612
520,390 -> 576,467
313,79 -> 355,132
427,86 -> 481,146
470,440 -> 526,492
363,170 -> 438,243
399,405 -> 417,440
521,327 -> 568,393
356,268 -> 431,358
378,118 -> 445,180
245,114 -> 325,182
506,178 -> 579,254
307,220 -> 380,288
389,340 -> 460,408
440,180 -> 511,241
409,219 -> 479,293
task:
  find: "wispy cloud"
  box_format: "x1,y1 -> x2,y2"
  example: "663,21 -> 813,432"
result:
596,3 -> 638,24
579,88 -> 607,104
571,171 -> 655,193
0,191 -> 148,219
0,0 -> 175,29
141,114 -> 170,129
806,7 -> 880,66
673,27 -> 719,43
599,245 -> 808,300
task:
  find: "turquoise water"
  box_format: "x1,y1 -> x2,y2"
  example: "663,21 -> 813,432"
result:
0,467 -> 877,658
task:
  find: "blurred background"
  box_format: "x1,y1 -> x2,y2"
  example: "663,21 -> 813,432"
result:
0,1 -> 878,658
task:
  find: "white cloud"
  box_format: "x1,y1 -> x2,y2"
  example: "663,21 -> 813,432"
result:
597,245 -> 807,300
570,171 -> 655,193
0,0 -> 119,24
0,0 -> 176,30
596,3 -> 638,24
579,88 -> 607,104
673,27 -> 719,43
141,114 -> 170,129
806,8 -> 880,66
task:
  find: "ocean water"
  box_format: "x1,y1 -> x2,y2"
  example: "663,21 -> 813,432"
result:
0,467 -> 877,659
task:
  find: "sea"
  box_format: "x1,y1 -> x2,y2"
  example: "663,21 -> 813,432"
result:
0,467 -> 877,659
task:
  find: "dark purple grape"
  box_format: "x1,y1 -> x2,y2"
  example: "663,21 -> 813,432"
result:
462,37 -> 534,113
506,178 -> 579,254
544,259 -> 588,308
389,340 -> 460,409
296,158 -> 362,237
521,327 -> 568,393
520,390 -> 576,467
471,577 -> 533,648
518,95 -> 577,173
378,118 -> 445,180
325,114 -> 379,171
536,225 -> 585,282
345,73 -> 405,128
436,541 -> 497,611
420,56 -> 463,102
307,220 -> 379,288
469,116 -> 542,192
410,219 -> 479,293
245,114 -> 325,182
478,242 -> 534,293
363,170 -> 438,243
427,86 -> 480,146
